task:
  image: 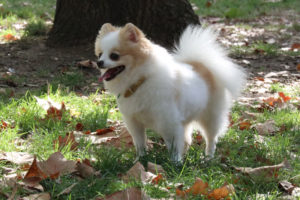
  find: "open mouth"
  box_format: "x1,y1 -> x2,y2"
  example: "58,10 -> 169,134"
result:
98,65 -> 125,82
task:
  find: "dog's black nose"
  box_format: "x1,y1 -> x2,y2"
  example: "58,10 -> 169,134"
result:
97,60 -> 104,68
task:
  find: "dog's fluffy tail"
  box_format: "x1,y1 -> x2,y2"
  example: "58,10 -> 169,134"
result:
173,25 -> 246,98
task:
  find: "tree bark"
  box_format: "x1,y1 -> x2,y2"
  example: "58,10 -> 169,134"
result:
47,0 -> 199,49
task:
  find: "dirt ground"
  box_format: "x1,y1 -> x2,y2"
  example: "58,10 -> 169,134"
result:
0,15 -> 299,99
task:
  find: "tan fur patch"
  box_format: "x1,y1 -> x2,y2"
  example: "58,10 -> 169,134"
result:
118,23 -> 152,67
187,61 -> 216,91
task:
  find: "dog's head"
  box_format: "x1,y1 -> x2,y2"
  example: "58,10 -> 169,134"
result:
95,23 -> 151,82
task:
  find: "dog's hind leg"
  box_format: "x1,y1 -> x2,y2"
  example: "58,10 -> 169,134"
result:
123,116 -> 146,159
160,124 -> 185,162
199,92 -> 230,158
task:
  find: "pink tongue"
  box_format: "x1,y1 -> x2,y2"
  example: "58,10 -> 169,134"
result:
98,71 -> 111,82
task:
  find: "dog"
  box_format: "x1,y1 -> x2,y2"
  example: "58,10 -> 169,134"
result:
94,23 -> 245,162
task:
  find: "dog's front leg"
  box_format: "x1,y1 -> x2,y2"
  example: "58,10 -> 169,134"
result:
123,116 -> 146,161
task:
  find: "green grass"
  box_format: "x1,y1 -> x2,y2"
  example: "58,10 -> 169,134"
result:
24,19 -> 48,36
0,84 -> 299,199
230,40 -> 300,56
190,0 -> 300,19
0,0 -> 55,41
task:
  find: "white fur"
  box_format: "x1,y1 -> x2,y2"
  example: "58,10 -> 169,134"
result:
96,25 -> 246,162
174,26 -> 246,98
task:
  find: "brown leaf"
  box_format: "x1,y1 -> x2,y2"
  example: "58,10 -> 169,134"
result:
238,121 -> 251,130
278,92 -> 291,102
106,127 -> 134,149
242,111 -> 260,120
35,96 -> 66,120
96,127 -> 115,135
75,123 -> 84,131
255,120 -> 279,136
21,192 -> 51,200
206,1 -> 212,7
96,187 -> 143,200
176,184 -> 187,198
208,183 -> 235,200
279,180 -> 295,194
151,173 -> 163,184
187,177 -> 209,196
253,76 -> 265,81
263,97 -> 283,108
122,162 -> 155,184
54,132 -> 79,150
195,135 -> 203,145
76,161 -> 95,178
291,43 -> 300,50
38,152 -> 77,178
23,157 -> 48,186
297,64 -> 300,71
234,159 -> 290,180
3,34 -> 17,41
147,162 -> 165,175
77,59 -> 98,69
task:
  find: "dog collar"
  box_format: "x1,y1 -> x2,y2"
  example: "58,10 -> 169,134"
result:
122,76 -> 147,98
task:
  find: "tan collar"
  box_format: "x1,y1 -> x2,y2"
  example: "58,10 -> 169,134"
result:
123,76 -> 147,98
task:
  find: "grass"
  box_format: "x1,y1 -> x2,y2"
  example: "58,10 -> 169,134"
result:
230,40 -> 300,56
0,0 -> 55,41
0,80 -> 300,199
191,0 -> 300,19
0,0 -> 300,199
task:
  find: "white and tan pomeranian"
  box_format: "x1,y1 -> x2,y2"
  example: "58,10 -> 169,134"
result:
95,23 -> 245,162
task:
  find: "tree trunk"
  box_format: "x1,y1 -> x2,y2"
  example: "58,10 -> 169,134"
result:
47,0 -> 199,49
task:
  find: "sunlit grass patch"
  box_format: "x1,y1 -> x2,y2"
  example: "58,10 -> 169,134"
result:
190,0 -> 300,19
0,0 -> 55,42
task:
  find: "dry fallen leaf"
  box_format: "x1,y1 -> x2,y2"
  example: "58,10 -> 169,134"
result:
254,76 -> 265,82
291,43 -> 300,50
147,162 -> 165,175
38,152 -> 77,177
96,187 -> 145,200
76,160 -> 95,178
152,173 -> 163,184
278,92 -> 291,103
23,157 -> 48,186
106,127 -> 134,149
77,59 -> 98,69
297,64 -> 300,71
96,127 -> 115,135
187,177 -> 209,196
75,123 -> 84,131
0,152 -> 34,165
254,119 -> 279,136
35,96 -> 66,120
122,162 -> 155,184
234,159 -> 290,180
207,183 -> 235,200
23,152 -> 77,186
279,180 -> 295,194
238,121 -> 251,130
21,192 -> 51,200
195,135 -> 203,145
3,33 -> 17,41
54,132 -> 79,150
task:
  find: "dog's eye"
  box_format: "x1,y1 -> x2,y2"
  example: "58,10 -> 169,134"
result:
110,53 -> 120,61
98,53 -> 102,58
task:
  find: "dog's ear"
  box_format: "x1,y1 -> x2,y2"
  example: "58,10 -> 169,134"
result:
98,23 -> 117,37
121,23 -> 144,43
